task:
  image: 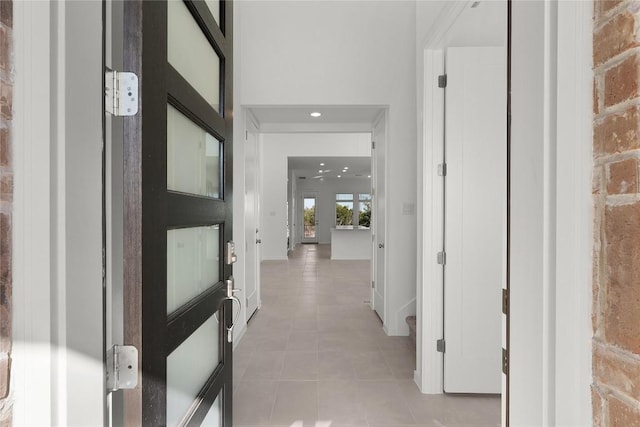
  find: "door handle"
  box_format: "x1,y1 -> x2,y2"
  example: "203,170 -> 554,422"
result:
379,243 -> 384,249
224,276 -> 242,342
256,239 -> 262,244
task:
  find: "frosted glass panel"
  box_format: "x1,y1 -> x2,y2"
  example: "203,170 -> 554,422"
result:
168,0 -> 220,111
201,393 -> 222,427
204,0 -> 220,25
167,104 -> 221,198
167,225 -> 220,314
167,315 -> 221,426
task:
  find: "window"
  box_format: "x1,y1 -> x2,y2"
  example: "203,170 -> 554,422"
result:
358,193 -> 372,228
335,192 -> 371,227
335,193 -> 354,226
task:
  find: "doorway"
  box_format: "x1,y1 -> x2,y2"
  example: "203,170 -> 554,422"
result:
416,0 -> 507,408
301,193 -> 318,244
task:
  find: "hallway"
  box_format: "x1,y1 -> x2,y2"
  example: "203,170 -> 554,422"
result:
232,244 -> 500,426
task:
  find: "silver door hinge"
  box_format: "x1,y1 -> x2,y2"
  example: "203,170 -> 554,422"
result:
372,140 -> 376,149
502,288 -> 508,315
502,348 -> 508,374
437,251 -> 446,265
105,69 -> 139,116
437,163 -> 447,177
438,74 -> 447,88
372,280 -> 375,289
106,345 -> 138,392
436,339 -> 446,353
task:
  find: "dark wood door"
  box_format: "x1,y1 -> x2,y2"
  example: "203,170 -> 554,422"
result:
122,1 -> 235,425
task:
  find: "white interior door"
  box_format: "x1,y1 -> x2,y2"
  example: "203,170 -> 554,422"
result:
444,46 -> 505,393
373,115 -> 386,322
244,125 -> 260,319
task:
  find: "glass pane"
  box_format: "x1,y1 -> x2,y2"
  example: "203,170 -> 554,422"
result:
167,104 -> 221,198
204,0 -> 220,26
168,0 -> 221,112
303,197 -> 316,238
167,315 -> 221,426
167,225 -> 220,314
336,201 -> 354,226
201,393 -> 222,427
336,193 -> 354,201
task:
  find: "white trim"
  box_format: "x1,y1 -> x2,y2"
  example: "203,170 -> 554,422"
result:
554,1 -> 593,425
12,2 -> 53,425
417,49 -> 445,394
420,1 -> 470,50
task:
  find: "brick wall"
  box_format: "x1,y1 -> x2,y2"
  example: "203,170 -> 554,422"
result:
593,1 -> 640,425
0,0 -> 11,426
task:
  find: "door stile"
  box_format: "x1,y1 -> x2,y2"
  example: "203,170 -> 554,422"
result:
122,1 -> 169,425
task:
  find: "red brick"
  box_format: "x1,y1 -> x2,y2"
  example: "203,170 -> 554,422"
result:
0,128 -> 8,167
595,105 -> 640,155
595,78 -> 601,115
0,27 -> 6,73
608,158 -> 640,194
0,1 -> 12,28
594,344 -> 640,401
596,0 -> 625,20
604,203 -> 640,354
604,53 -> 640,107
0,82 -> 10,120
608,395 -> 640,427
594,11 -> 640,66
592,385 -> 605,427
0,174 -> 11,203
0,357 -> 9,399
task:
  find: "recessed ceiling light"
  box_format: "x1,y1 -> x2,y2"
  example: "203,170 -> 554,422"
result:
310,112 -> 322,118
319,169 -> 323,173
344,167 -> 349,169
337,175 -> 341,178
368,175 -> 371,178
320,162 -> 325,166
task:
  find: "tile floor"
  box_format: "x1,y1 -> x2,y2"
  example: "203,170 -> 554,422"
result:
233,244 -> 501,427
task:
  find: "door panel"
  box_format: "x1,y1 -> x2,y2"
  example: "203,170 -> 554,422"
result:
119,1 -> 234,425
244,125 -> 260,319
443,46 -> 505,394
373,115 -> 386,322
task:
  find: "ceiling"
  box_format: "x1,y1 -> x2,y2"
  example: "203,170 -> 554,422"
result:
249,106 -> 384,127
289,156 -> 371,180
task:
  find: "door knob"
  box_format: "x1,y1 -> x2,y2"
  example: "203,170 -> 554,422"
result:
256,239 -> 262,244
379,243 -> 384,248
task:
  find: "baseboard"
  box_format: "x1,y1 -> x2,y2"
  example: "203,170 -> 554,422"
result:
232,324 -> 248,351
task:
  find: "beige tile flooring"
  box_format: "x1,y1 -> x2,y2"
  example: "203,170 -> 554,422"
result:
233,244 -> 501,427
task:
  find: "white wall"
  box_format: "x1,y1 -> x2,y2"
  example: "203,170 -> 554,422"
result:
294,176 -> 372,245
259,133 -> 371,260
240,0 -> 418,335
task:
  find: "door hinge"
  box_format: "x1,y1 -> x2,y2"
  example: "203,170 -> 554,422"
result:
372,140 -> 376,149
502,288 -> 508,315
438,74 -> 447,88
106,345 -> 138,392
437,163 -> 447,177
245,130 -> 248,140
502,348 -> 508,374
105,69 -> 139,116
372,280 -> 375,289
436,339 -> 446,353
437,251 -> 446,265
